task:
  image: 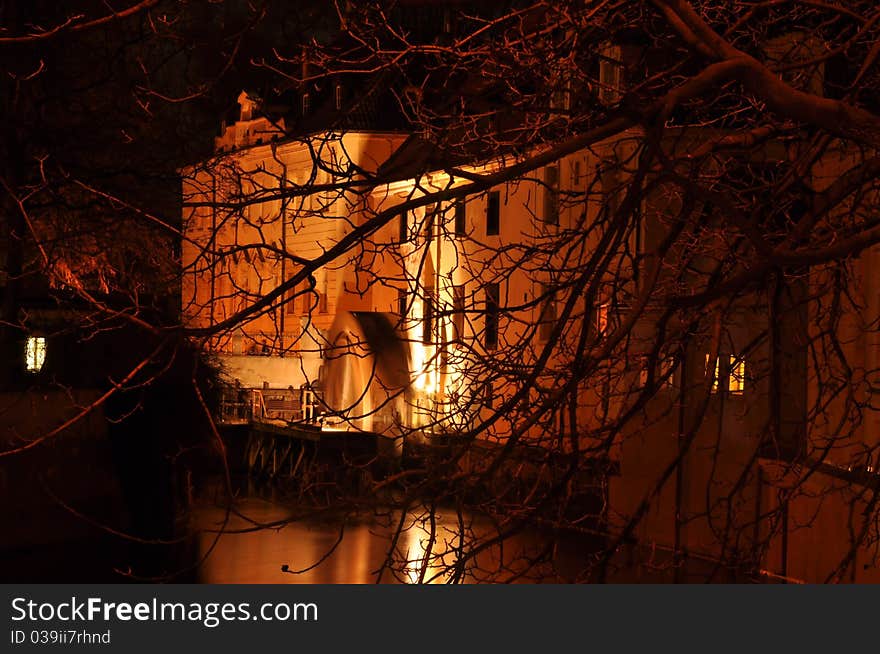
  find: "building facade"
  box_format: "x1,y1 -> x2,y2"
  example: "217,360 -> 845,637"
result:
182,73 -> 880,582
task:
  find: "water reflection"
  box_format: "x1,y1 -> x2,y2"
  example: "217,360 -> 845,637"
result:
193,497 -> 570,584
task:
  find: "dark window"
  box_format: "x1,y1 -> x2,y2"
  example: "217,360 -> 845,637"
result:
487,191 -> 500,236
483,382 -> 493,408
454,200 -> 466,237
539,283 -> 556,341
601,166 -> 620,218
474,382 -> 493,409
423,287 -> 435,344
319,278 -> 328,313
544,166 -> 559,225
485,282 -> 500,350
397,289 -> 407,317
286,279 -> 299,315
442,8 -> 454,34
399,210 -> 410,243
425,204 -> 438,244
598,45 -> 623,105
453,285 -> 465,340
301,287 -> 313,315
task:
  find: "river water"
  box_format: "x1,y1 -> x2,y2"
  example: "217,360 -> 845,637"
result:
192,490 -> 591,584
0,475 -> 599,583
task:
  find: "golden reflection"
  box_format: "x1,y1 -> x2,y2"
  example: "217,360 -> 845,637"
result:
194,498 -> 561,583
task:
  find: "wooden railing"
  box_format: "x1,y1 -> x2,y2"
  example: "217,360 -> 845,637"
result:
218,386 -> 323,425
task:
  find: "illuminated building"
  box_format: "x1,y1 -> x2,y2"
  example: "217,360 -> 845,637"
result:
181,28 -> 880,583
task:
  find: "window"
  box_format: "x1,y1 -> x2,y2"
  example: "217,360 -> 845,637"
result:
319,277 -> 329,313
598,44 -> 623,105
544,166 -> 559,225
442,7 -> 454,34
25,336 -> 46,373
705,354 -> 721,393
763,33 -> 824,95
706,353 -> 747,395
302,385 -> 318,422
538,283 -> 557,341
286,278 -> 299,315
423,286 -> 435,344
639,356 -> 676,389
397,288 -> 407,317
600,165 -> 621,219
483,381 -> 494,408
301,284 -> 316,315
551,76 -> 570,114
485,283 -> 500,350
572,160 -> 582,187
593,302 -> 610,337
454,199 -> 466,237
660,357 -> 677,388
425,204 -> 439,243
334,83 -> 344,111
302,92 -> 311,116
486,191 -> 500,236
453,285 -> 465,340
399,210 -> 410,243
729,355 -> 746,395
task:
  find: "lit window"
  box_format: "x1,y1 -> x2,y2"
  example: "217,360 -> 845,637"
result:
25,336 -> 46,373
729,355 -> 746,395
660,357 -> 676,388
705,353 -> 720,393
595,302 -> 609,337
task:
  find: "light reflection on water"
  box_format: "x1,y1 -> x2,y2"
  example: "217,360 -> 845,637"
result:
193,497 -> 574,584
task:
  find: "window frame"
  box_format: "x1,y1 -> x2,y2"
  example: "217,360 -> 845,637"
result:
454,199 -> 467,237
486,191 -> 500,236
543,165 -> 559,226
25,335 -> 47,373
484,282 -> 500,350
